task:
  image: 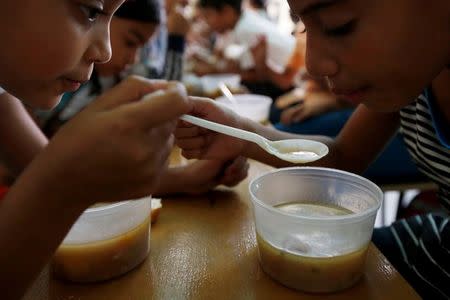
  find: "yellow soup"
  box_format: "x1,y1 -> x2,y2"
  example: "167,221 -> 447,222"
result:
257,202 -> 369,293
52,217 -> 150,283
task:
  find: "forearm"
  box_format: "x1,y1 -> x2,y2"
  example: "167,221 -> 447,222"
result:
0,93 -> 48,176
153,166 -> 186,196
0,159 -> 87,299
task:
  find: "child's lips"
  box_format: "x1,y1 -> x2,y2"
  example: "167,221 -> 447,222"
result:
332,86 -> 371,105
60,78 -> 87,92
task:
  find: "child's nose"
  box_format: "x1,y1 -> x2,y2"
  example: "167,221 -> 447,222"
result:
88,28 -> 113,64
304,36 -> 339,79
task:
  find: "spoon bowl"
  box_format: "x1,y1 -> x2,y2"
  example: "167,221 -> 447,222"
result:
265,139 -> 328,163
180,115 -> 328,163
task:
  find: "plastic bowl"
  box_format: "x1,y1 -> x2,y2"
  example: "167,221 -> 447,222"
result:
249,167 -> 382,293
51,196 -> 152,283
216,94 -> 272,123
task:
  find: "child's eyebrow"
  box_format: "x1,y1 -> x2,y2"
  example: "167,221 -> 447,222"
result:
299,0 -> 339,17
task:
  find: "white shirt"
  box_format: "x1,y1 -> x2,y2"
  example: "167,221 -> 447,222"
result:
225,11 -> 296,73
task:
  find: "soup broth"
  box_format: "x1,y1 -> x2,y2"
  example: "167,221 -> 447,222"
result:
52,216 -> 150,283
257,202 -> 369,293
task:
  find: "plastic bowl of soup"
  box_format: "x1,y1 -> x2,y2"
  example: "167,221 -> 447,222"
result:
216,94 -> 272,123
51,196 -> 152,283
249,167 -> 382,293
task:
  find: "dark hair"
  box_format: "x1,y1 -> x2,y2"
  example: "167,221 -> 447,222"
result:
197,0 -> 242,13
115,0 -> 162,24
249,0 -> 266,9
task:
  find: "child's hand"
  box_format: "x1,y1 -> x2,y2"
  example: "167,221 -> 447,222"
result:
31,76 -> 191,206
275,88 -> 305,110
163,157 -> 249,195
217,156 -> 249,187
276,89 -> 339,124
175,97 -> 247,161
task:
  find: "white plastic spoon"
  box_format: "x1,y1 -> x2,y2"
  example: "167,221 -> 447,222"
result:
218,82 -> 238,106
180,115 -> 328,163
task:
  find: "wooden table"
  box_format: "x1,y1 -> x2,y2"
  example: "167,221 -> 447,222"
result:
24,160 -> 420,300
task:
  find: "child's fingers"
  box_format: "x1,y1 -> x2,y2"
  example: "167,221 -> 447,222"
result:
177,119 -> 196,128
187,96 -> 218,116
276,93 -> 305,109
139,135 -> 174,188
224,157 -> 248,176
115,83 -> 191,129
156,135 -> 175,164
220,157 -> 249,187
174,125 -> 206,138
281,106 -> 304,125
149,121 -> 178,143
176,136 -> 208,151
93,76 -> 170,110
293,111 -> 307,123
181,149 -> 205,160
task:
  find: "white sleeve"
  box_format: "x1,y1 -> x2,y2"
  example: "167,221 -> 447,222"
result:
0,86 -> 4,95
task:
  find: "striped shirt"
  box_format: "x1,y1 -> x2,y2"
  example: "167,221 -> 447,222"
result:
386,88 -> 450,299
400,88 -> 450,208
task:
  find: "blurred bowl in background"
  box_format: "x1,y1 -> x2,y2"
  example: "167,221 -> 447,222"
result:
216,94 -> 272,124
201,74 -> 241,98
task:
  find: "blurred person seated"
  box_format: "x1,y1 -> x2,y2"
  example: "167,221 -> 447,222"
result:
244,0 -> 270,20
137,0 -> 190,81
191,0 -> 297,99
247,22 -> 306,99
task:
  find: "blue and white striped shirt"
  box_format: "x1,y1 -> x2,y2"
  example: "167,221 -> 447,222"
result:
390,88 -> 450,298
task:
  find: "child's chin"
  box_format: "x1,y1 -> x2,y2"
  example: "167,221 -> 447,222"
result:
31,94 -> 64,111
48,95 -> 64,109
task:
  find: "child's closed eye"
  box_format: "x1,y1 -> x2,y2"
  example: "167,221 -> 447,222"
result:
125,40 -> 139,48
322,20 -> 356,37
79,4 -> 104,23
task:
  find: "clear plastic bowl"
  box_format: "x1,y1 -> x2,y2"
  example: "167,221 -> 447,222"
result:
249,167 -> 382,293
216,94 -> 272,123
52,196 -> 152,283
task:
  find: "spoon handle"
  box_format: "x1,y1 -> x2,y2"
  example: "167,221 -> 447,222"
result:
180,114 -> 264,145
219,83 -> 237,106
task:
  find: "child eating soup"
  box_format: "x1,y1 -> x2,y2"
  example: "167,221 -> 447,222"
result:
176,0 -> 450,298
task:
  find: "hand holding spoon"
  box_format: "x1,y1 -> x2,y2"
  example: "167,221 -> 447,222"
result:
180,115 -> 328,163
